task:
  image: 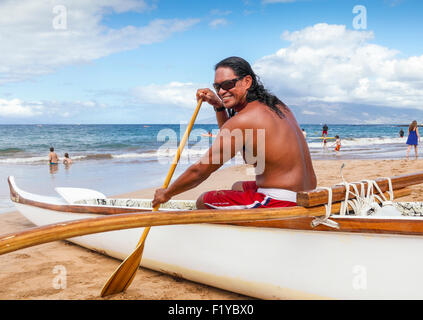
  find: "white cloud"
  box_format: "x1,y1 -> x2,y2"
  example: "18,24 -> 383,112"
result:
132,82 -> 206,108
0,99 -> 44,117
253,23 -> 423,110
301,110 -> 316,115
0,0 -> 199,84
262,0 -> 298,3
210,9 -> 232,15
209,18 -> 228,29
0,98 -> 109,119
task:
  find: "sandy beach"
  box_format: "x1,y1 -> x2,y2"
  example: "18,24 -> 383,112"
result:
2,158 -> 423,300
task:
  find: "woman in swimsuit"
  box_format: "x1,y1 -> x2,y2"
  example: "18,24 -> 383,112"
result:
406,120 -> 420,159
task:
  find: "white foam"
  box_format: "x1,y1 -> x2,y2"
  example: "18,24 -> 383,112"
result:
0,156 -> 48,164
308,137 -> 406,148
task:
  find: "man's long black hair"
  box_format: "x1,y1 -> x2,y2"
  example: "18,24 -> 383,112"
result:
215,56 -> 287,119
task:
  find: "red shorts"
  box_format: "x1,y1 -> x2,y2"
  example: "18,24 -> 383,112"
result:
322,130 -> 328,135
202,181 -> 297,209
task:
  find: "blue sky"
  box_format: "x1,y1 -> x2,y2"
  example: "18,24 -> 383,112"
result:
1,0 -> 423,124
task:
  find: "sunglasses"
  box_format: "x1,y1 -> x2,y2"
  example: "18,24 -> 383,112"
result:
213,77 -> 243,92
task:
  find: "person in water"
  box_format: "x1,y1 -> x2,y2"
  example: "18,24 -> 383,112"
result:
322,124 -> 328,137
152,56 -> 317,210
63,153 -> 73,165
49,147 -> 59,165
323,137 -> 328,152
406,120 -> 420,159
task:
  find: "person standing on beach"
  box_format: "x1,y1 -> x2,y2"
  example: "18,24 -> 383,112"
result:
399,128 -> 404,138
152,56 -> 317,209
406,120 -> 420,159
332,135 -> 341,155
49,147 -> 59,165
302,128 -> 307,138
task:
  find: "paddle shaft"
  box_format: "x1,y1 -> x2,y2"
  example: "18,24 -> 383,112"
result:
0,188 -> 411,256
137,98 -> 204,245
100,99 -> 203,297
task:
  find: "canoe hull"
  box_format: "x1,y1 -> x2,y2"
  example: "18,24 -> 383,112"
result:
14,202 -> 423,299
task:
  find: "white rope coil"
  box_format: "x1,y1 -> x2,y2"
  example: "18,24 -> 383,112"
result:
311,186 -> 339,229
310,163 -> 401,228
337,178 -> 394,216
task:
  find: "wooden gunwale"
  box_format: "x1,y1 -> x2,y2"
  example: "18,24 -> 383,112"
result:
224,187 -> 423,235
8,177 -> 150,215
297,171 -> 423,207
7,176 -> 423,238
228,216 -> 423,236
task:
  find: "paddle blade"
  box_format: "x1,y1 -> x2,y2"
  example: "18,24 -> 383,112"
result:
100,99 -> 203,297
100,241 -> 145,297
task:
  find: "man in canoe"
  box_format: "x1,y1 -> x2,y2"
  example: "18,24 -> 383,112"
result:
152,56 -> 317,209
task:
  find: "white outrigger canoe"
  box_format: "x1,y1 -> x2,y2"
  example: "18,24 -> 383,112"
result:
4,174 -> 423,299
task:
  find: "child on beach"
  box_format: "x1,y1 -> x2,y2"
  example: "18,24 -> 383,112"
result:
332,135 -> 341,154
323,137 -> 328,152
406,120 -> 420,159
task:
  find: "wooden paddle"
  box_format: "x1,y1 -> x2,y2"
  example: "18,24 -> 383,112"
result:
0,187 -> 411,256
100,99 -> 203,297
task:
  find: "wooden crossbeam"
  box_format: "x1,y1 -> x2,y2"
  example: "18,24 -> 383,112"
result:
297,172 -> 423,207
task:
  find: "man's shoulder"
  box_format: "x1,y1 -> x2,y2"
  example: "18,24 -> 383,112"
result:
225,109 -> 258,129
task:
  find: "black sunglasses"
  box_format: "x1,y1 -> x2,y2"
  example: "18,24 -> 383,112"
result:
213,77 -> 243,92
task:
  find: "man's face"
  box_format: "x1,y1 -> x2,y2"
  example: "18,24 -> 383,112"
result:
214,67 -> 250,109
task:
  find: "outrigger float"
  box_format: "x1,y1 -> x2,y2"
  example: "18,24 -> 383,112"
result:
2,172 -> 423,299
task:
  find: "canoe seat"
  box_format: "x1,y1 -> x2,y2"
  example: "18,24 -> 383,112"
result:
55,187 -> 106,204
392,202 -> 423,217
74,198 -> 197,211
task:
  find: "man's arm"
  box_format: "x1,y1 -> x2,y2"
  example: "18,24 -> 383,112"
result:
196,88 -> 229,129
215,107 -> 229,129
152,161 -> 220,206
152,117 -> 245,206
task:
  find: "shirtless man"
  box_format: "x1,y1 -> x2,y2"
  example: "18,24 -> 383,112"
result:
152,56 -> 316,209
49,147 -> 59,165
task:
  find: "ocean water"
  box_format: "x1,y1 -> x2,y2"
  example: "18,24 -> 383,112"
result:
0,123 -> 411,213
